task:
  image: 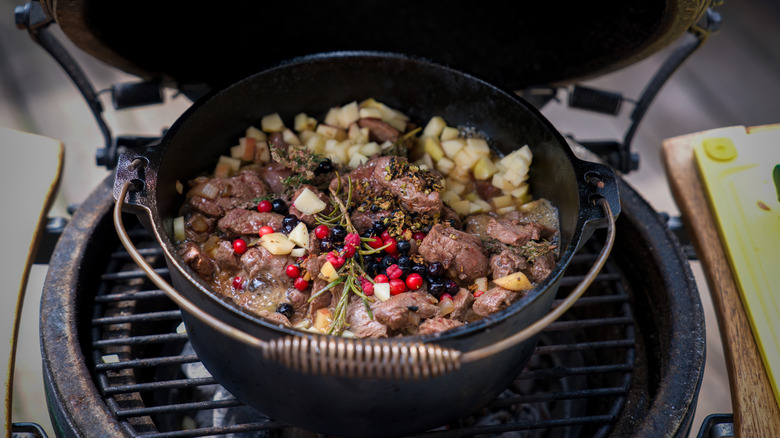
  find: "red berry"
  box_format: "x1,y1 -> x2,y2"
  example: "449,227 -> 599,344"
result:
380,230 -> 392,241
232,276 -> 245,290
383,236 -> 398,254
473,290 -> 485,298
374,274 -> 389,283
285,264 -> 300,278
344,232 -> 361,247
314,225 -> 330,239
440,293 -> 453,301
326,251 -> 345,269
405,273 -> 423,290
386,264 -> 403,280
258,225 -> 274,236
361,279 -> 374,296
233,238 -> 247,254
367,236 -> 384,249
294,276 -> 309,291
389,278 -> 407,295
257,200 -> 273,213
342,244 -> 356,258
412,231 -> 426,243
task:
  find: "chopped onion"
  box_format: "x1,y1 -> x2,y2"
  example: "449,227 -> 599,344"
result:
191,182 -> 220,200
190,215 -> 209,233
438,297 -> 455,316
173,216 -> 185,243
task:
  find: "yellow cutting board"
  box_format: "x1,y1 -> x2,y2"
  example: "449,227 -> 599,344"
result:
693,124 -> 780,408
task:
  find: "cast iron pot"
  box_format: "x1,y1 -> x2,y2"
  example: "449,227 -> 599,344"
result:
113,51 -> 620,437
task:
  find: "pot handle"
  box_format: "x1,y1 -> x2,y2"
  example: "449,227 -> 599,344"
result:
115,178 -> 615,380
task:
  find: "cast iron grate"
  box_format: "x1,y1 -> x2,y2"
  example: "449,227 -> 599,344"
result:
88,225 -> 635,437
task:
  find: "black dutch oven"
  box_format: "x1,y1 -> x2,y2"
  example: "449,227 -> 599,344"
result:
35,0 -> 710,436
112,51 -> 619,436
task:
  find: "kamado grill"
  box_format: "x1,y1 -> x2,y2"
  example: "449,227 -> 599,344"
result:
8,0 -> 720,436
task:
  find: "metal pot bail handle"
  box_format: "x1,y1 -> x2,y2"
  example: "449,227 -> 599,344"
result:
115,181 -> 614,380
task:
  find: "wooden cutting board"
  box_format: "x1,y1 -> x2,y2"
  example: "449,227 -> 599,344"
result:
662,124 -> 780,438
0,127 -> 63,437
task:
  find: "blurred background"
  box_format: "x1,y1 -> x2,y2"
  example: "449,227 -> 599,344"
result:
2,0 -> 778,436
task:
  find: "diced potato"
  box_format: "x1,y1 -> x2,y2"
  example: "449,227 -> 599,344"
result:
294,113 -> 318,132
348,152 -> 369,168
450,199 -> 471,216
260,233 -> 295,255
293,187 -> 327,214
440,126 -> 459,141
436,157 -> 455,175
423,137 -> 444,162
493,271 -> 533,291
173,216 -> 185,243
338,101 -> 360,128
422,116 -> 447,138
316,124 -> 347,141
492,194 -> 514,209
441,138 -> 465,158
441,190 -> 461,205
282,128 -> 301,145
319,261 -> 340,282
287,222 -> 309,248
246,125 -> 266,141
261,113 -> 285,132
313,308 -> 334,332
465,138 -> 491,157
473,156 -> 498,180
373,282 -> 391,302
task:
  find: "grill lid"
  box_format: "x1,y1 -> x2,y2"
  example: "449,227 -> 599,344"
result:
43,0 -> 709,91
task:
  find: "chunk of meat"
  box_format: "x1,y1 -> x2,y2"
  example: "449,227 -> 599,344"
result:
217,209 -> 284,238
373,292 -> 439,331
349,209 -> 392,234
257,310 -> 291,327
474,180 -> 501,201
490,249 -> 529,280
187,195 -> 224,218
472,286 -> 524,317
328,158 -> 380,197
486,217 -> 556,247
372,156 -> 443,215
303,254 -> 339,316
213,240 -> 242,273
449,288 -> 476,322
185,213 -> 215,243
178,242 -> 215,277
463,214 -> 493,241
346,295 -> 388,338
439,204 -> 462,229
358,117 -> 400,143
240,246 -> 294,286
418,223 -> 490,282
529,252 -> 556,283
186,170 -> 271,213
418,316 -> 464,335
258,162 -> 293,194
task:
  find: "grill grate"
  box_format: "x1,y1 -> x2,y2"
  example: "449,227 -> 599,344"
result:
88,226 -> 635,437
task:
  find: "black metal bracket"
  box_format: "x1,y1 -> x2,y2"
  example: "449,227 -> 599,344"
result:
558,7 -> 723,174
14,0 -> 166,169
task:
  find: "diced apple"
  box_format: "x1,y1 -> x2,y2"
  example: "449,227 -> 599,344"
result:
238,137 -> 257,161
441,190 -> 461,205
463,192 -> 479,202
493,271 -> 533,291
290,247 -> 307,258
516,145 -> 533,165
305,133 -> 325,154
294,113 -> 318,132
422,116 -> 447,138
440,126 -> 459,141
324,107 -> 342,127
282,128 -> 301,145
313,308 -> 334,332
436,156 -> 455,175
254,141 -> 271,164
424,136 -> 444,162
348,152 -> 369,168
261,113 -> 285,132
359,107 -> 382,119
316,124 -> 347,140
465,138 -> 491,157
293,187 -> 327,215
474,277 -> 489,293
492,172 -> 505,189
214,155 -> 241,177
441,138 -> 465,158
470,199 -> 493,213
496,205 -> 517,215
448,164 -> 472,184
473,156 -> 498,180
414,153 -> 435,171
359,142 -> 381,157
347,123 -> 369,142
373,282 -> 391,302
287,222 -> 309,248
510,183 -> 530,199
450,199 -> 471,216
492,194 -> 514,209
246,125 -> 267,141
173,216 -> 185,243
338,101 -> 360,128
259,233 -> 295,255
319,261 -> 340,282
453,147 -> 480,170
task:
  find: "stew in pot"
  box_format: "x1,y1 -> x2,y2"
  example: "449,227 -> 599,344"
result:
173,99 -> 559,337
